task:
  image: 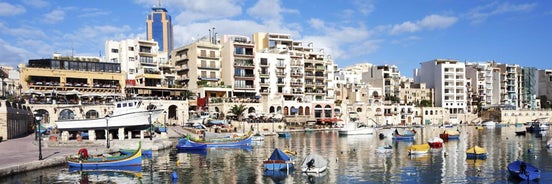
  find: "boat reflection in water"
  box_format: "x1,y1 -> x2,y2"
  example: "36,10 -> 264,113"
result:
62,166 -> 143,183
264,168 -> 294,183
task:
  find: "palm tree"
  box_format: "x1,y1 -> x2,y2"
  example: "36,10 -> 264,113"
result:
230,104 -> 248,121
182,90 -> 195,100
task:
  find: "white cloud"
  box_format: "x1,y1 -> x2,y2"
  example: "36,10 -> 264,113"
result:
43,9 -> 65,24
353,0 -> 375,15
309,18 -> 325,30
247,0 -> 298,23
0,2 -> 26,16
22,0 -> 49,8
419,15 -> 458,30
78,8 -> 110,18
466,2 -> 537,24
0,39 -> 32,66
0,23 -> 47,39
390,14 -> 457,35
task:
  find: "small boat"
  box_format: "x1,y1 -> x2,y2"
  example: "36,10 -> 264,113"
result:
515,130 -> 526,136
67,142 -> 142,169
507,160 -> 540,181
375,145 -> 393,154
526,118 -> 550,132
264,132 -> 277,136
392,129 -> 415,141
184,133 -> 253,148
428,137 -> 444,148
407,144 -> 430,155
338,121 -> 374,135
264,148 -> 295,171
300,154 -> 328,173
176,138 -> 207,151
466,146 -> 487,160
439,130 -> 460,140
277,132 -> 291,138
481,120 -> 496,128
252,132 -> 264,141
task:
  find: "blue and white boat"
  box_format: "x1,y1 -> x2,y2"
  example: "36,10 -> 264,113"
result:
176,138 -> 207,151
277,131 -> 291,138
508,160 -> 540,181
184,133 -> 253,148
264,148 -> 294,171
67,142 -> 142,169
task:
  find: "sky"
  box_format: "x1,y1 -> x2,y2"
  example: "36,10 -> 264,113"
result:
1,0 -> 551,77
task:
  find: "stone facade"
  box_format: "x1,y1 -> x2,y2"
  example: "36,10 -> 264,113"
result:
0,100 -> 34,141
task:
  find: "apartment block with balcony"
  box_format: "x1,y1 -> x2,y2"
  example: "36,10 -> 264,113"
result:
415,59 -> 467,117
220,35 -> 256,99
521,67 -> 539,109
106,39 -> 183,97
538,69 -> 552,107
465,62 -> 501,108
253,32 -> 334,122
496,63 -> 523,109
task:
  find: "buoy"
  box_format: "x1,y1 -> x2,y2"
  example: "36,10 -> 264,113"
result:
171,171 -> 178,179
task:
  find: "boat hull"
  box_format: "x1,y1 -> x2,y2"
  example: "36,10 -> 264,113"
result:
338,127 -> 374,135
428,142 -> 443,148
56,109 -> 164,130
264,161 -> 294,171
277,132 -> 291,138
186,134 -> 252,148
466,153 -> 487,160
508,160 -> 540,181
301,166 -> 327,173
68,144 -> 142,169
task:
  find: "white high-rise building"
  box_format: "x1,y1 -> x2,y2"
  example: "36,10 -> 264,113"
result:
415,59 -> 467,115
105,39 -> 163,89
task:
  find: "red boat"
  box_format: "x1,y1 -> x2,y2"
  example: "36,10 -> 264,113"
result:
428,137 -> 444,148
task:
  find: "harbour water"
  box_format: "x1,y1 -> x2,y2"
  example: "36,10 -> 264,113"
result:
2,125 -> 552,183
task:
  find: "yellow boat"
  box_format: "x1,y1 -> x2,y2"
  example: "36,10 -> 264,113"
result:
466,146 -> 487,160
407,144 -> 430,155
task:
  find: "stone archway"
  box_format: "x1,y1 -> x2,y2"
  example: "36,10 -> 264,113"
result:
85,110 -> 99,119
168,105 -> 178,125
59,109 -> 76,120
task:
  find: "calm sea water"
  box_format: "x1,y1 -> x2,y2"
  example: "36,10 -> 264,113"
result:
2,126 -> 552,184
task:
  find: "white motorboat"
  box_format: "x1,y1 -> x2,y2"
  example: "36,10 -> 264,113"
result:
56,100 -> 164,130
376,145 -> 393,154
301,154 -> 328,173
338,121 -> 374,135
481,120 -> 496,128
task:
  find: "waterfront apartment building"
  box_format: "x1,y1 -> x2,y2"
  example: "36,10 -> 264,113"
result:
521,67 -> 539,109
538,69 -> 552,107
465,62 -> 501,109
495,63 -> 523,109
415,59 -> 467,121
146,4 -> 173,57
361,64 -> 401,99
105,39 -> 185,98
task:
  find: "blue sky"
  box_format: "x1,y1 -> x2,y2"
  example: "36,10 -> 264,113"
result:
1,0 -> 551,77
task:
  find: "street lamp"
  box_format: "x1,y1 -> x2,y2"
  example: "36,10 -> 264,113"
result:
34,113 -> 43,160
148,110 -> 153,140
163,111 -> 167,126
105,115 -> 110,149
0,73 -> 5,99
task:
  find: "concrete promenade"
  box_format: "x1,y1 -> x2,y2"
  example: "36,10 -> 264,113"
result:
0,129 -> 180,177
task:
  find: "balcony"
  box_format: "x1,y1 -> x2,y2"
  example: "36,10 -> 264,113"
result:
290,72 -> 303,77
291,82 -> 303,87
276,82 -> 285,86
234,74 -> 255,79
198,65 -> 219,70
276,64 -> 286,69
276,72 -> 286,77
234,85 -> 255,90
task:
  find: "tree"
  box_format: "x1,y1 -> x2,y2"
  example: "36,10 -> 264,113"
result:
182,90 -> 195,100
418,100 -> 432,107
230,104 -> 248,121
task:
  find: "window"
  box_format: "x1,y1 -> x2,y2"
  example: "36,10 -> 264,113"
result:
210,72 -> 216,78
210,61 -> 216,68
210,51 -> 215,58
129,69 -> 135,74
128,47 -> 134,51
200,50 -> 206,57
111,49 -> 118,53
201,71 -> 207,78
201,60 -> 207,67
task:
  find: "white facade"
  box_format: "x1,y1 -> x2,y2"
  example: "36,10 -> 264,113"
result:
105,39 -> 161,82
416,59 -> 467,114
